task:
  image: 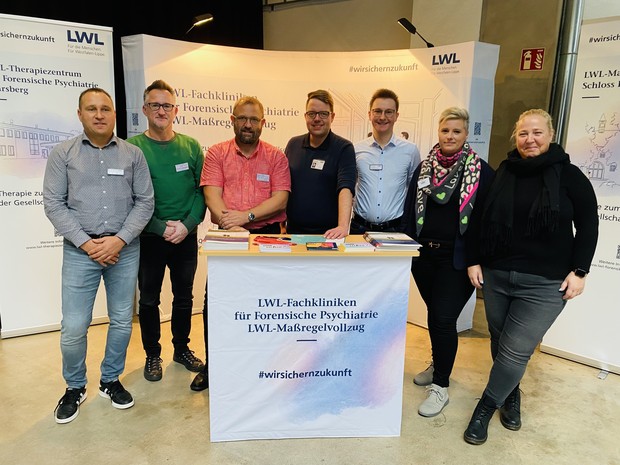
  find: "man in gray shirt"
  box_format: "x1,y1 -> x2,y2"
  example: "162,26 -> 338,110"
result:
43,87 -> 154,424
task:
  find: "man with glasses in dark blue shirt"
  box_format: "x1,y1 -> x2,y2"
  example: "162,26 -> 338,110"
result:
285,89 -> 357,239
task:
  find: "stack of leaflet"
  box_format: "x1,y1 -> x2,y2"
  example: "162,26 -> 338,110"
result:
254,236 -> 294,253
202,229 -> 250,250
363,231 -> 422,251
258,243 -> 291,253
342,241 -> 375,253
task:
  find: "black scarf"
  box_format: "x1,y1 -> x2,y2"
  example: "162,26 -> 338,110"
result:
481,143 -> 570,257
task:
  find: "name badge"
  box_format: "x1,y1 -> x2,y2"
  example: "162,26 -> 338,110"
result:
257,173 -> 270,182
107,168 -> 124,176
311,159 -> 325,170
417,176 -> 431,188
175,162 -> 189,172
370,164 -> 383,171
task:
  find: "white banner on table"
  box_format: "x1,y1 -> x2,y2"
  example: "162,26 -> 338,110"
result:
541,16 -> 620,373
208,256 -> 410,441
0,14 -> 115,337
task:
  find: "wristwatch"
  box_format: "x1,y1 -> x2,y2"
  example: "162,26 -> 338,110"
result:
573,268 -> 588,278
248,212 -> 256,222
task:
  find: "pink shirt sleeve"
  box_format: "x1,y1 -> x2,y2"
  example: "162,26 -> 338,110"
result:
200,143 -> 225,187
268,147 -> 291,192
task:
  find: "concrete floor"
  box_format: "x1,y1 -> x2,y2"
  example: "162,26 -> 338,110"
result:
1,300 -> 618,465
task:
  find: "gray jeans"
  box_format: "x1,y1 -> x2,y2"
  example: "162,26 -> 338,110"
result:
481,268 -> 567,405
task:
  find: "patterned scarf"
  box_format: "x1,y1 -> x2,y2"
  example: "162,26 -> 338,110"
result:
415,142 -> 482,236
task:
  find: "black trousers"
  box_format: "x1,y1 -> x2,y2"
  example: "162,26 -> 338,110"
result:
138,234 -> 198,357
349,214 -> 403,235
411,247 -> 474,387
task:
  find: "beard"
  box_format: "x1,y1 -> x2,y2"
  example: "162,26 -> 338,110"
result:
237,128 -> 260,145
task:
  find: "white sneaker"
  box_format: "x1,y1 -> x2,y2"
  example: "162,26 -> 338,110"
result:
418,383 -> 449,417
413,362 -> 434,386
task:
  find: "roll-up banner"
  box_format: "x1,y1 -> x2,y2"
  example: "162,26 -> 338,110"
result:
541,16 -> 620,374
0,14 -> 115,337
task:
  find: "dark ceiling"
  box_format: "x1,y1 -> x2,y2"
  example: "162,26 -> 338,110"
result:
1,0 -> 264,136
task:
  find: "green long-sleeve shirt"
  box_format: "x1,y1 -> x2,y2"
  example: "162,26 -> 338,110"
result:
127,132 -> 206,236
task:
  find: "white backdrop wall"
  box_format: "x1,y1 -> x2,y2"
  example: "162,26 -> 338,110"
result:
0,14 -> 115,338
122,35 -> 499,330
122,36 -> 498,158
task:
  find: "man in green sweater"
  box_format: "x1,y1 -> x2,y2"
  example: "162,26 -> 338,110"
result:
128,80 -> 206,382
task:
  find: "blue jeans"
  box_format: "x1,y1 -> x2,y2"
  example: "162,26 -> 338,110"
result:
482,268 -> 566,405
61,239 -> 140,388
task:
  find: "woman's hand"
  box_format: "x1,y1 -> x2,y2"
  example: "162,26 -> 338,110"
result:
467,265 -> 484,289
559,271 -> 586,300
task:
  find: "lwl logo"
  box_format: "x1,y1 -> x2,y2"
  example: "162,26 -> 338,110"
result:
432,53 -> 461,65
67,30 -> 105,45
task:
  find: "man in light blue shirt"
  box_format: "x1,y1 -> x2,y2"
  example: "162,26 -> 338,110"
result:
352,89 -> 421,234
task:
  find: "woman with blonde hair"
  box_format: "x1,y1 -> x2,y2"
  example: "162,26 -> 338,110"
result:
403,107 -> 494,417
463,109 -> 598,445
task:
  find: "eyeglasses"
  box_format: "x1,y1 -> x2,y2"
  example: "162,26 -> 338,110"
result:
145,103 -> 176,112
371,109 -> 397,117
304,111 -> 331,120
233,115 -> 262,125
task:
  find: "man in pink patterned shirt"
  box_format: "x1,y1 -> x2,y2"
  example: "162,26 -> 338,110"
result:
192,96 -> 290,392
200,96 -> 290,234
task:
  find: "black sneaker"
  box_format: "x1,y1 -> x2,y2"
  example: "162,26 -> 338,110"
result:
173,350 -> 204,372
54,387 -> 87,424
144,355 -> 163,382
99,380 -> 134,409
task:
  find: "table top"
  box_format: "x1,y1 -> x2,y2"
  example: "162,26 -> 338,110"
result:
201,234 -> 420,258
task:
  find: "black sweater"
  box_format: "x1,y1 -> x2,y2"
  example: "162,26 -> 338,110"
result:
472,151 -> 599,280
